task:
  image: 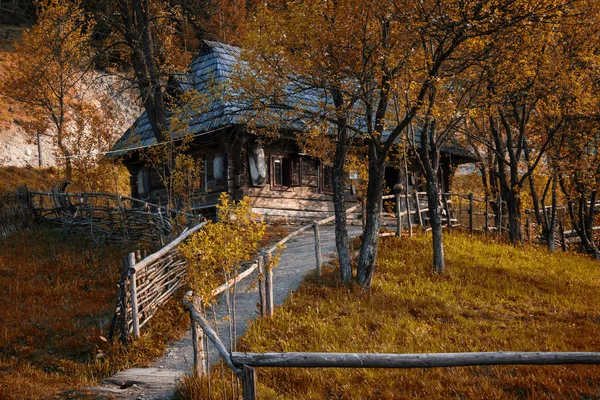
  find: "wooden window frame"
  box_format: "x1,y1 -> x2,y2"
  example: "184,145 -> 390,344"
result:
320,163 -> 334,194
270,154 -> 302,189
191,155 -> 206,192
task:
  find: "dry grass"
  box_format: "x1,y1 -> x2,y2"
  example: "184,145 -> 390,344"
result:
0,166 -> 61,191
179,233 -> 600,399
0,227 -> 190,399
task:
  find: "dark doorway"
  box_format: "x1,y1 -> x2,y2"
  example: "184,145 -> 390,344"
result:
384,166 -> 400,194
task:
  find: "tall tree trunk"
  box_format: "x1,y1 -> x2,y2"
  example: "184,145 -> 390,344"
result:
419,120 -> 445,273
117,0 -> 168,143
504,189 -> 522,243
333,141 -> 351,284
426,179 -> 444,273
356,144 -> 384,288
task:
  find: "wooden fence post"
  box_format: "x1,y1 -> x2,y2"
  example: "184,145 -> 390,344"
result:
190,307 -> 205,377
444,194 -> 452,231
119,256 -> 129,344
405,191 -> 413,237
257,255 -> 267,317
313,221 -> 322,282
395,194 -> 402,237
485,196 -> 489,236
497,195 -> 502,238
468,193 -> 474,234
265,253 -> 274,317
414,191 -> 424,228
526,211 -> 531,242
242,365 -> 257,400
128,252 -> 140,340
458,196 -> 463,227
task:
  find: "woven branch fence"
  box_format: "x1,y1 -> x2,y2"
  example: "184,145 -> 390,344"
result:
0,186 -> 34,242
109,222 -> 207,343
29,191 -> 202,247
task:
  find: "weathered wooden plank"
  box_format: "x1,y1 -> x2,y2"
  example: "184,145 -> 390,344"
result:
132,222 -> 206,273
313,221 -> 322,282
231,351 -> 600,369
242,365 -> 257,400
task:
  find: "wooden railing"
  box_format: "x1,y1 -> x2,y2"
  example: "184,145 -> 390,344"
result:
180,192 -> 600,398
109,222 -> 207,342
381,191 -> 508,236
29,190 -> 202,246
183,204 -> 361,377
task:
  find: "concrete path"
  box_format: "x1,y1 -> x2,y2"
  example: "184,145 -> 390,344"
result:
90,225 -> 362,399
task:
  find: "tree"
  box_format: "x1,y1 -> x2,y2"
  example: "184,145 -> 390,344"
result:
0,0 -> 108,185
240,0 -> 570,286
464,1 -> 594,244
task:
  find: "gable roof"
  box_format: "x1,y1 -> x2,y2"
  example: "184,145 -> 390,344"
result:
111,41 -> 243,155
112,41 -> 477,163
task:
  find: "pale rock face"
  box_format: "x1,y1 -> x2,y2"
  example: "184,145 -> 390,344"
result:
0,70 -> 140,168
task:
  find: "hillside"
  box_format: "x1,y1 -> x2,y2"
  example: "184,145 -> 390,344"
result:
0,25 -> 139,168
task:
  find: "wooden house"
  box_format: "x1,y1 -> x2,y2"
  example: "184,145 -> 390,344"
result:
111,41 -> 476,222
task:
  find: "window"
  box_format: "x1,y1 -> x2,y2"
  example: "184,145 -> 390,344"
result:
137,167 -> 150,198
271,154 -> 301,188
321,164 -> 333,193
190,156 -> 205,192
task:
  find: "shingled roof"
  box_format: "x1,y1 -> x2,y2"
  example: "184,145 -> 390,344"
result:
112,40 -> 476,162
111,41 -> 244,154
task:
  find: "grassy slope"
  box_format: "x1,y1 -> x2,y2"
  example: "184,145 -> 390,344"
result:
182,233 -> 600,399
0,165 -> 60,191
0,228 -> 189,399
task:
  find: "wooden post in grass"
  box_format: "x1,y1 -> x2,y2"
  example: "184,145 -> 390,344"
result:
265,253 -> 274,316
242,365 -> 257,400
405,191 -> 413,237
497,195 -> 502,238
444,194 -> 452,231
526,211 -> 531,242
128,252 -> 140,340
117,256 -> 130,344
458,195 -> 463,227
313,221 -> 322,282
395,193 -> 402,237
414,191 -> 424,228
560,218 -> 567,251
190,306 -> 205,377
257,255 -> 267,317
485,196 -> 489,236
468,193 -> 474,234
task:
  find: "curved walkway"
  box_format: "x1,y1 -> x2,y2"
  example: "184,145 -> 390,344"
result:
91,224 -> 362,399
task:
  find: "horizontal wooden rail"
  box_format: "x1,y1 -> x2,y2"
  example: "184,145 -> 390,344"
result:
131,222 -> 206,273
231,351 -> 600,369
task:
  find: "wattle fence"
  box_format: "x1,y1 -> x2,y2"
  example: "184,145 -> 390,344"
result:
0,186 -> 33,242
109,222 -> 206,343
28,190 -> 202,246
